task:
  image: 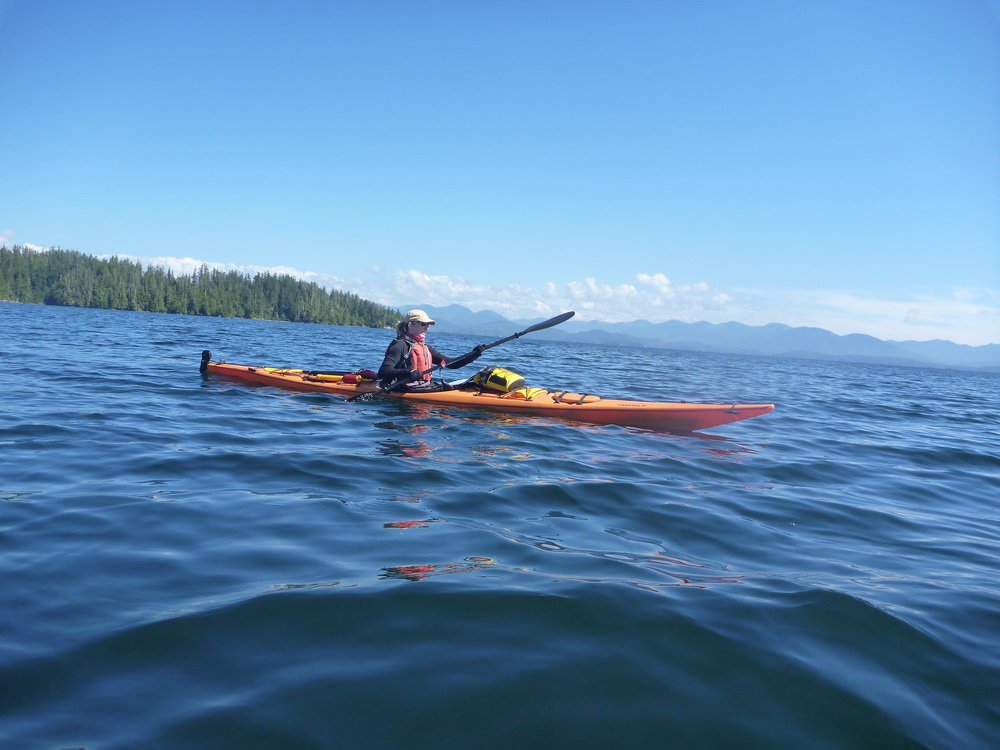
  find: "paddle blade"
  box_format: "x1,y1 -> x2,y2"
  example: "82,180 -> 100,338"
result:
521,310 -> 575,335
346,391 -> 379,402
481,310 -> 575,351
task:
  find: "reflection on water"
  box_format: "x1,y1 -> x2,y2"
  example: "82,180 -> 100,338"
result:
375,438 -> 432,458
373,419 -> 433,457
378,513 -> 746,591
381,558 -> 496,582
383,519 -> 438,529
368,405 -> 766,471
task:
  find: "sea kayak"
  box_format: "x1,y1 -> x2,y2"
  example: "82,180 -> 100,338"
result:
200,352 -> 774,432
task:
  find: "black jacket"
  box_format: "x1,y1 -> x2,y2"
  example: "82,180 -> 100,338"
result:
377,336 -> 482,386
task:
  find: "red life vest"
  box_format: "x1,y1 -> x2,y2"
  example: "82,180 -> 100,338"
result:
407,337 -> 434,381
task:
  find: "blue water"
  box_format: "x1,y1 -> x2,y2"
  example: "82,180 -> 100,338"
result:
2,302 -> 998,750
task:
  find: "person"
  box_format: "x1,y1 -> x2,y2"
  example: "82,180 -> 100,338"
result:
377,309 -> 485,388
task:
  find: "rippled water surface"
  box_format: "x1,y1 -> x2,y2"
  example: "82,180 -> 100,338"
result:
2,303 -> 998,749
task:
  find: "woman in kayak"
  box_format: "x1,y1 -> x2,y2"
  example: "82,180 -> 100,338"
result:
377,309 -> 484,388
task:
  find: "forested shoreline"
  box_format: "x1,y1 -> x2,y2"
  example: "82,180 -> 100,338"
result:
0,246 -> 399,327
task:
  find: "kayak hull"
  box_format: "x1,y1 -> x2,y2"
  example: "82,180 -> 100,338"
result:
203,360 -> 774,432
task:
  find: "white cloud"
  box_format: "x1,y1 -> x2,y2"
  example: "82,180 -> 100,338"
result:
106,254 -> 322,282
343,269 -> 742,324
1,234 -> 66,254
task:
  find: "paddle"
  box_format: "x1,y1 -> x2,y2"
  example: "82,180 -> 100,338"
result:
347,310 -> 576,402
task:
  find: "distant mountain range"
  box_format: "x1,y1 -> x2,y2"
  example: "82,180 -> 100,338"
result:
409,304 -> 1000,372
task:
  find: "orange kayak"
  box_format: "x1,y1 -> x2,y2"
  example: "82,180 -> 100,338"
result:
200,354 -> 774,432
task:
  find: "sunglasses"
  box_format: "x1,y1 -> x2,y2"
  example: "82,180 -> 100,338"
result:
413,321 -> 431,327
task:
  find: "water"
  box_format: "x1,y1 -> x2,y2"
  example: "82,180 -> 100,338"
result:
2,302 -> 998,750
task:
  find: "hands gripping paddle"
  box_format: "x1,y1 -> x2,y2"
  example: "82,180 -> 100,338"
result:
347,310 -> 575,402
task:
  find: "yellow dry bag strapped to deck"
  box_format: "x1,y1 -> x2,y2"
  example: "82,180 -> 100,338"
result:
473,366 -> 526,393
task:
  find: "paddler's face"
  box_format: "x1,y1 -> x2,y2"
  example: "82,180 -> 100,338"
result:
408,321 -> 431,335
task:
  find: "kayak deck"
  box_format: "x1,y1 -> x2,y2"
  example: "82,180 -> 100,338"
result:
201,356 -> 774,432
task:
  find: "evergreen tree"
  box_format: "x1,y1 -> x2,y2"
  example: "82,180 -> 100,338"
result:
0,246 -> 399,328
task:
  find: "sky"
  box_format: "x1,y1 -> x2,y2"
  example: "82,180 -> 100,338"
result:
1,0 -> 998,346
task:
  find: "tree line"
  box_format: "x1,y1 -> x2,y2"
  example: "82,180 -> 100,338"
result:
0,246 -> 400,327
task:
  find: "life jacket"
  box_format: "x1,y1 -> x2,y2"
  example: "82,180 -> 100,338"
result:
405,336 -> 434,381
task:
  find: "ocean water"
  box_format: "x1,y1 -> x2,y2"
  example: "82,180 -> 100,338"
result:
1,301 -> 998,750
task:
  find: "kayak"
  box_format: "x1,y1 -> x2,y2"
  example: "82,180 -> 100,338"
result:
200,352 -> 774,432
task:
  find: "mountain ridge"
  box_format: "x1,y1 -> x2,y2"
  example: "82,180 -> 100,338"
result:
405,304 -> 1000,372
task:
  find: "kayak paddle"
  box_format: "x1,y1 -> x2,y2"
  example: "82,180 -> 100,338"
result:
347,310 -> 576,402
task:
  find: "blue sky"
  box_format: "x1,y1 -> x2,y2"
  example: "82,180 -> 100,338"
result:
2,0 -> 998,345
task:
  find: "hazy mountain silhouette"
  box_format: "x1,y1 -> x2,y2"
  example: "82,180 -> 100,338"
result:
407,304 -> 1000,372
